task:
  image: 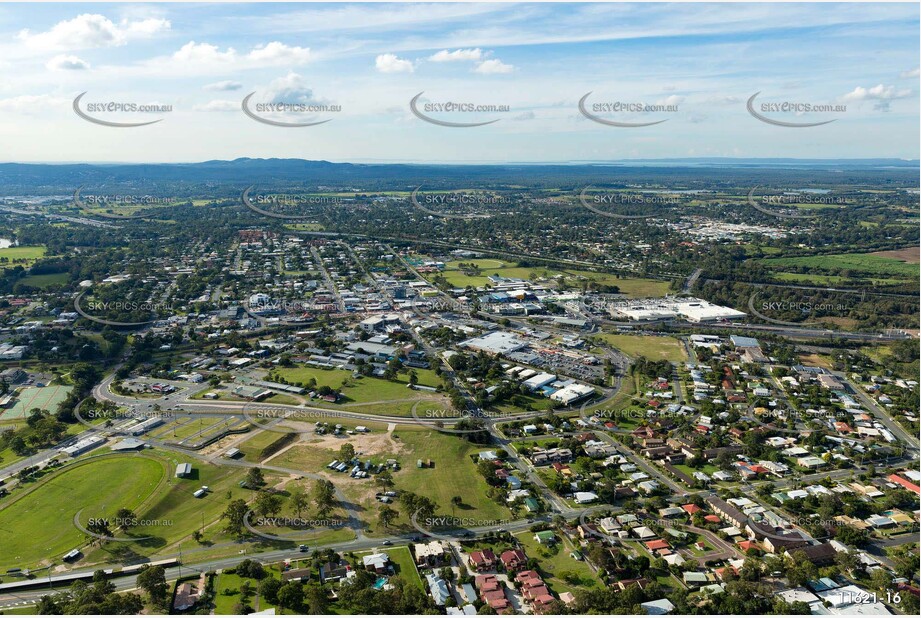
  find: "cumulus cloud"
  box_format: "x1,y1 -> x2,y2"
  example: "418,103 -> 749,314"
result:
194,99 -> 239,112
46,54 -> 90,70
842,84 -> 912,111
169,41 -> 310,69
18,14 -> 170,51
375,53 -> 414,73
203,80 -> 242,91
261,72 -> 326,105
474,59 -> 514,74
374,54 -> 415,73
429,48 -> 484,62
900,67 -> 919,78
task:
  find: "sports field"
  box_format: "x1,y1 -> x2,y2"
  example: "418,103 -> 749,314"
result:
595,333 -> 687,362
2,384 -> 73,419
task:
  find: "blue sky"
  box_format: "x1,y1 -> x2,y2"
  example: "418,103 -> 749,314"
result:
0,2 -> 917,163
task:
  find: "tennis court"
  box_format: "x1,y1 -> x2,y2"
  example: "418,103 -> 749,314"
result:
1,384 -> 73,419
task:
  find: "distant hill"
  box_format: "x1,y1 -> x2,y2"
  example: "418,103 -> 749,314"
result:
0,157 -> 916,195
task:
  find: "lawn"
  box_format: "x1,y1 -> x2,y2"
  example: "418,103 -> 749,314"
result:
17,272 -> 70,288
388,428 -> 509,521
0,454 -> 165,572
0,245 -> 47,266
213,571 -> 277,614
595,333 -> 687,362
271,366 -> 449,417
356,546 -> 423,590
434,260 -> 670,297
514,532 -> 600,595
761,252 -> 919,279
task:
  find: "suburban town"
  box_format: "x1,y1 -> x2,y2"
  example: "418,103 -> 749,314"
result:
0,1 -> 918,617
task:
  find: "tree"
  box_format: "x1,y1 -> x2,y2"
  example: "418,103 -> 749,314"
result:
258,577 -> 282,604
136,565 -> 169,607
312,480 -> 337,517
254,490 -> 283,518
290,485 -> 311,518
115,508 -> 137,530
375,469 -> 394,488
378,506 -> 398,529
246,467 -> 265,487
451,496 -> 463,513
339,442 -> 356,462
277,581 -> 304,611
304,582 -> 329,614
222,498 -> 249,537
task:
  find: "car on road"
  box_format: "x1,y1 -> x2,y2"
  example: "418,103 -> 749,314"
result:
298,544 -> 309,552
382,540 -> 392,546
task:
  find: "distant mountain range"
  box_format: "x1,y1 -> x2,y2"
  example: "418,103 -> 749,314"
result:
0,158 -> 917,195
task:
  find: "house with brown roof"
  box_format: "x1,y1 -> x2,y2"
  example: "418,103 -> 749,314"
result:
500,549 -> 527,571
469,549 -> 497,572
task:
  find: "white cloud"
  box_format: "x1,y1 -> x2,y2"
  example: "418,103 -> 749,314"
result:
429,48 -> 484,62
262,72 -> 324,105
18,14 -> 170,51
842,84 -> 912,102
842,83 -> 913,112
900,67 -> 919,78
375,53 -> 414,73
474,59 -> 514,74
247,41 -> 311,64
46,54 -> 90,71
173,42 -> 237,64
194,100 -> 239,112
167,41 -> 311,70
204,80 -> 243,92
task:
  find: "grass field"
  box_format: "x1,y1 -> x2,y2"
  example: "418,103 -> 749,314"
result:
0,455 -> 165,571
17,272 -> 69,288
595,333 -> 687,362
0,450 -> 272,572
761,252 -> 919,279
432,260 -> 670,297
0,245 -> 46,266
271,366 -> 448,417
514,532 -> 600,595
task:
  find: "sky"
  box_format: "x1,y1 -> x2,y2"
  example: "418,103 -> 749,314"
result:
0,2 -> 918,163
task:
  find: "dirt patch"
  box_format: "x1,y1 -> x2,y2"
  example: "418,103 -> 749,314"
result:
871,246 -> 920,263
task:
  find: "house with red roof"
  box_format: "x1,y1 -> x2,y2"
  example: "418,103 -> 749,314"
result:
500,549 -> 527,571
682,503 -> 702,514
888,474 -> 921,495
645,539 -> 670,552
469,549 -> 497,572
